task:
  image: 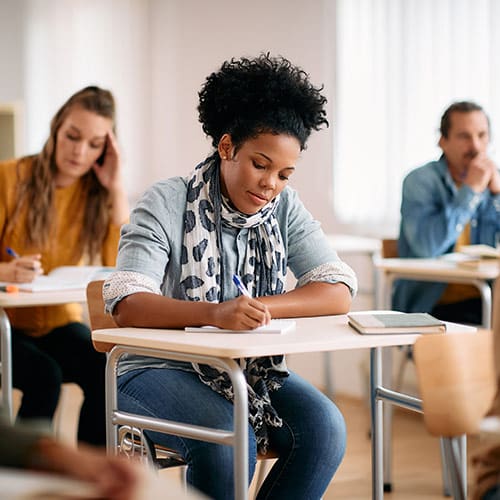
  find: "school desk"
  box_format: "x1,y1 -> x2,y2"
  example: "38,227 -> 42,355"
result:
92,314 -> 474,500
376,257 -> 499,328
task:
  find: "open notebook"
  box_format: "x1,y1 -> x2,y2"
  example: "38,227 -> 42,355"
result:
0,266 -> 114,293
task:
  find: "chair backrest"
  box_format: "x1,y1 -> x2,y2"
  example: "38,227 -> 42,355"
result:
381,238 -> 399,258
487,274 -> 500,415
86,280 -> 117,353
493,275 -> 500,370
414,329 -> 495,437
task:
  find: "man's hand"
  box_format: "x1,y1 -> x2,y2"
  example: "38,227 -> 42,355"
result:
488,166 -> 500,194
463,153 -> 496,193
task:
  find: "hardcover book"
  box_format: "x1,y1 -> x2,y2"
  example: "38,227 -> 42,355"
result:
347,312 -> 446,335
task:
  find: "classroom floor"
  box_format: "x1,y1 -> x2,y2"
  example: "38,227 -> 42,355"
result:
325,396 -> 488,499
27,387 -> 497,499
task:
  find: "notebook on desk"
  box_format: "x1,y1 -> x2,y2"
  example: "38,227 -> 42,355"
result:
185,319 -> 296,334
0,266 -> 114,293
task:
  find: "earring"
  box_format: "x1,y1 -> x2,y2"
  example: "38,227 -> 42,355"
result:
222,156 -> 227,160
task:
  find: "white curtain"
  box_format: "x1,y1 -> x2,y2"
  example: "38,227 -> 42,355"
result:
22,0 -> 152,201
334,0 -> 500,234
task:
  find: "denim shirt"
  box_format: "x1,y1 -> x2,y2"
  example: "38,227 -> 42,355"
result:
105,176 -> 357,375
393,155 -> 500,313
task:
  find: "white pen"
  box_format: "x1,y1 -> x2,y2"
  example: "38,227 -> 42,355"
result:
232,274 -> 252,298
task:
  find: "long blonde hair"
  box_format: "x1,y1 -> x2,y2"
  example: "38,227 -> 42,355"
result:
8,86 -> 116,262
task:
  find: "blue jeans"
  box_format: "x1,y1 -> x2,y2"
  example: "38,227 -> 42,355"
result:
118,367 -> 346,500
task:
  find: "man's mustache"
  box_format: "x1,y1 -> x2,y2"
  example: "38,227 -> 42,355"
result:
465,150 -> 479,159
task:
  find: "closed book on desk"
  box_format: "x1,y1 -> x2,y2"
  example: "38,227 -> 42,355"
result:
456,259 -> 500,271
348,312 -> 446,335
458,244 -> 500,259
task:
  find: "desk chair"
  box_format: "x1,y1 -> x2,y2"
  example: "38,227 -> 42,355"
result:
414,329 -> 496,500
86,280 -> 277,495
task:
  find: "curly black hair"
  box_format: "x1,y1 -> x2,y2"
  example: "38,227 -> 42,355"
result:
198,53 -> 328,151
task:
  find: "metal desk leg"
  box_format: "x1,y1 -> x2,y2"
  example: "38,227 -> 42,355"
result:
371,347 -> 384,500
460,434 -> 467,497
0,308 -> 13,422
382,347 -> 393,492
323,352 -> 335,399
439,438 -> 451,497
381,274 -> 395,492
106,346 -> 250,500
472,279 -> 492,329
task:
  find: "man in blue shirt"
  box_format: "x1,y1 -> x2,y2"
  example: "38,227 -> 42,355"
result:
394,101 -> 500,324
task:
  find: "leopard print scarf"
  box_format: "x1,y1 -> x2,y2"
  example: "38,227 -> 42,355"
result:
180,156 -> 289,453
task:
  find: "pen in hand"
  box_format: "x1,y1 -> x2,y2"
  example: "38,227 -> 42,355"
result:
232,274 -> 252,298
6,247 -> 20,259
232,274 -> 272,328
5,247 -> 42,274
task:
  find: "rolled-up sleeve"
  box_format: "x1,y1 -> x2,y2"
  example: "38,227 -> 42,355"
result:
103,271 -> 162,314
297,261 -> 357,296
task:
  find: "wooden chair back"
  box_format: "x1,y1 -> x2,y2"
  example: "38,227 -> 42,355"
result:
487,274 -> 500,415
493,275 -> 500,369
381,238 -> 399,258
414,329 -> 495,437
86,280 -> 117,353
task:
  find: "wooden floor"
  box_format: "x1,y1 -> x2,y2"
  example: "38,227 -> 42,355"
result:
46,387 -> 497,499
326,395 -> 490,499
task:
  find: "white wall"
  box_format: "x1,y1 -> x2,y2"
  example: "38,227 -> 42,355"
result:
0,1 -> 25,102
21,0 -> 152,197
0,0 -> 339,227
0,0 -> 373,398
148,0 -> 337,231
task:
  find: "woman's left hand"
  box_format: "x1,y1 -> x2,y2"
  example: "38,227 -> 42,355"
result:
92,130 -> 124,194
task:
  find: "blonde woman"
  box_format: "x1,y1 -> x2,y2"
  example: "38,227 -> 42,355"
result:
0,86 -> 129,445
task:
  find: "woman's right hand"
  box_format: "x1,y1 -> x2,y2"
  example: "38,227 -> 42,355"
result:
211,296 -> 271,331
1,254 -> 43,283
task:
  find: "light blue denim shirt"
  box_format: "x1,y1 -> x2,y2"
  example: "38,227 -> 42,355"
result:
105,176 -> 357,375
393,155 -> 500,313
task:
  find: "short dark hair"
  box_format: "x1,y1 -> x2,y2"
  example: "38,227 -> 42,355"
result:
440,101 -> 490,138
197,53 -> 328,151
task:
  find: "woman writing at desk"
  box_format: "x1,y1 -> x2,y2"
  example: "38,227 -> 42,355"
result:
0,86 -> 129,445
104,54 -> 357,499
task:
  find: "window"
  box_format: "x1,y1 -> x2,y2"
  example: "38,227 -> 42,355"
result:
334,0 -> 500,233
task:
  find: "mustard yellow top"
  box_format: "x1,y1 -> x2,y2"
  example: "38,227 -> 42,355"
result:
0,157 -> 122,336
